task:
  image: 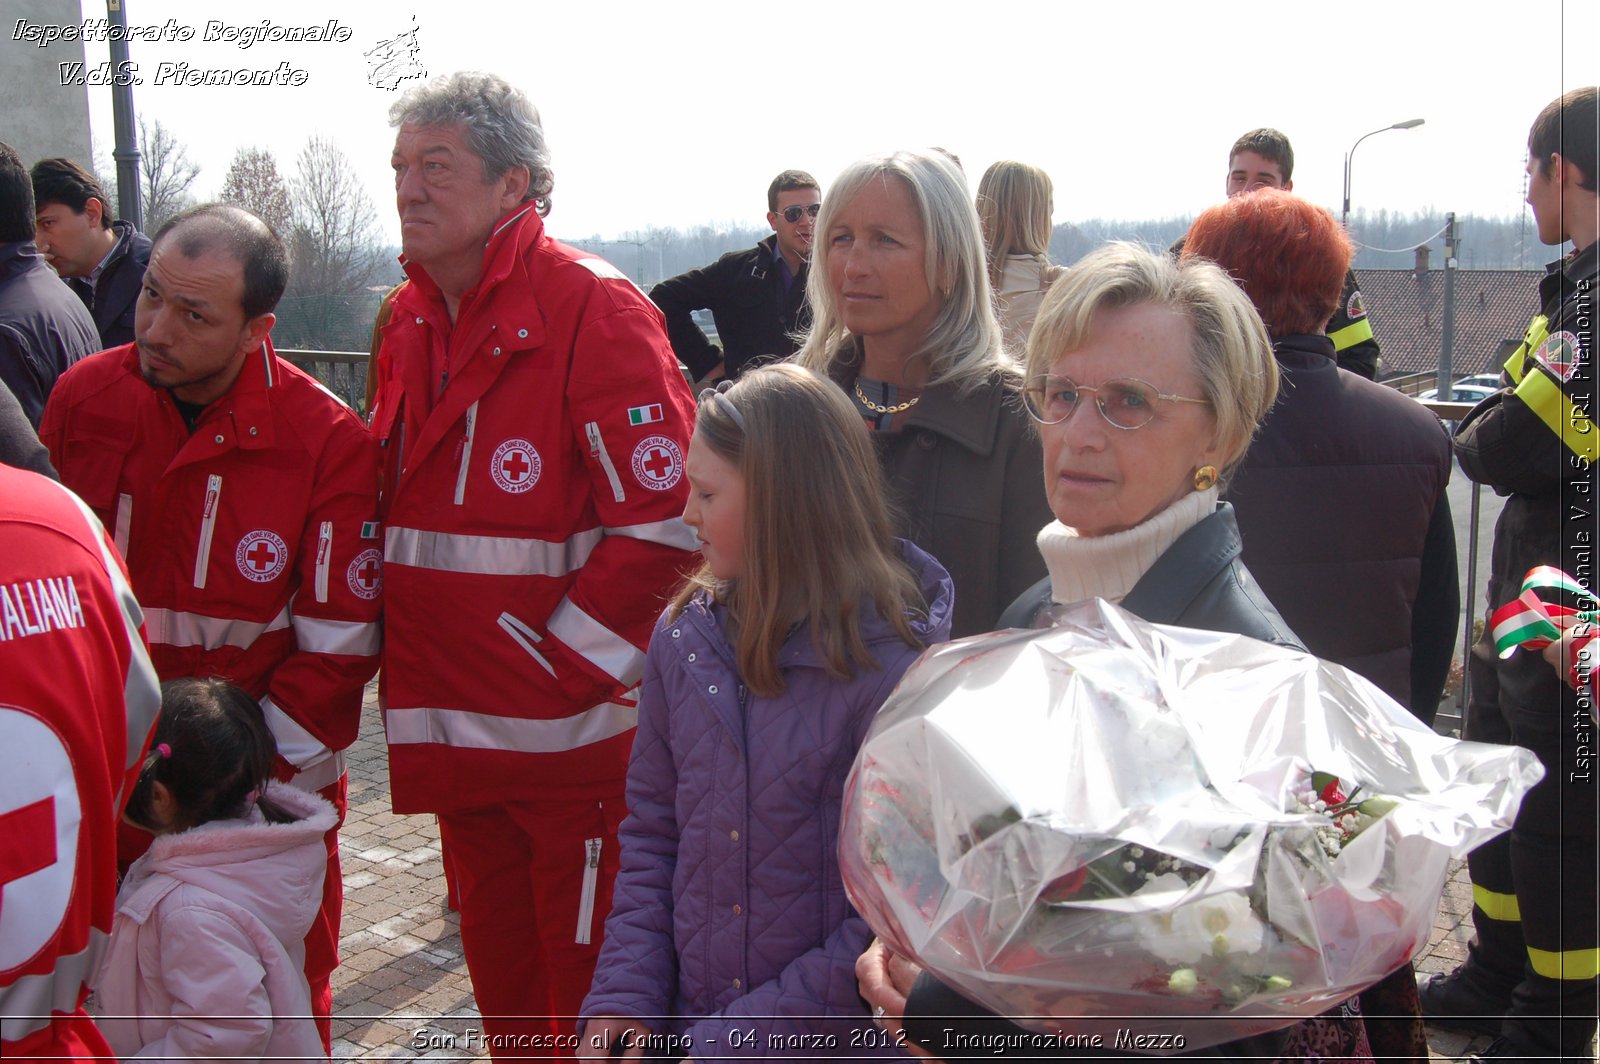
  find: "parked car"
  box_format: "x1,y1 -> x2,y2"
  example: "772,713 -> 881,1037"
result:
1454,373 -> 1503,390
1419,384 -> 1498,432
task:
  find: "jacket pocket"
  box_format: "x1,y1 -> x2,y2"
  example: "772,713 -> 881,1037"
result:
194,474 -> 223,589
497,611 -> 559,677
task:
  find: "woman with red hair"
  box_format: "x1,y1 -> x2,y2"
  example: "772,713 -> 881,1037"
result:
1183,189 -> 1454,1061
1183,190 -> 1457,725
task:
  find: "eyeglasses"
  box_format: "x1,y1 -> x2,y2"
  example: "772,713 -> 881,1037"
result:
1022,374 -> 1210,430
780,203 -> 821,224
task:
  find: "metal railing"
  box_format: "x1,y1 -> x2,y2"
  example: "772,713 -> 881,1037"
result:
1419,398 -> 1488,737
281,349 -> 370,416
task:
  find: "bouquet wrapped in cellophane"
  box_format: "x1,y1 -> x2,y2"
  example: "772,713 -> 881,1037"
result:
839,600 -> 1542,1052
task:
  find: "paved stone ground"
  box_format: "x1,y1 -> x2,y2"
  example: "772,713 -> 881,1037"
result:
327,683 -> 1503,1061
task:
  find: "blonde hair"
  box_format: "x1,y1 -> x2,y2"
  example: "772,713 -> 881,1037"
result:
794,150 -> 1008,393
976,160 -> 1054,292
1025,242 -> 1278,478
670,364 -> 926,696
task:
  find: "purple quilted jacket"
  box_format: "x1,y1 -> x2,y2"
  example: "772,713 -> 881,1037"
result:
581,541 -> 952,1059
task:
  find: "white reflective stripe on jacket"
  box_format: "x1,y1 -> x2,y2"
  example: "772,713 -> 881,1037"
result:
385,699 -> 639,754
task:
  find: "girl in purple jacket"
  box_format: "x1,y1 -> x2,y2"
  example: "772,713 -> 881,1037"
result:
579,365 -> 953,1061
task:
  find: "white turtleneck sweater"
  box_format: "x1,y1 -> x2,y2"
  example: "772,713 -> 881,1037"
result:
1035,487 -> 1219,606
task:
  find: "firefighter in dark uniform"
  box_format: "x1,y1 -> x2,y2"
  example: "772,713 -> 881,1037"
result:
1174,127 -> 1381,379
1420,85 -> 1600,1061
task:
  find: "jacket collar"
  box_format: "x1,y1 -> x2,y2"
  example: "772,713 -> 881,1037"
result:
118,337 -> 281,451
0,240 -> 48,280
828,342 -> 1007,456
1121,503 -> 1242,625
1542,241 -> 1599,309
1271,332 -> 1338,370
397,203 -> 543,321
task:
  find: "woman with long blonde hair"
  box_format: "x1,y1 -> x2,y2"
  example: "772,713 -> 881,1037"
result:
977,159 -> 1063,353
795,149 -> 1051,636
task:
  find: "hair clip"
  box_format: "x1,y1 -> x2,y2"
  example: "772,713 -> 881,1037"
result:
156,742 -> 172,759
711,379 -> 745,430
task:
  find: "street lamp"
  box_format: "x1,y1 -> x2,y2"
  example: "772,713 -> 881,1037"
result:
1341,118 -> 1425,227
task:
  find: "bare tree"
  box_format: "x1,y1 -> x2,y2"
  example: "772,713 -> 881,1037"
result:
277,135 -> 389,349
219,147 -> 293,237
289,135 -> 385,295
137,116 -> 200,232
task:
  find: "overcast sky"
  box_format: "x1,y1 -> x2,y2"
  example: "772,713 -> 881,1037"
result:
70,0 -> 1599,258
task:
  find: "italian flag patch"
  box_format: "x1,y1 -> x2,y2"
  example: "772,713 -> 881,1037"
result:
627,404 -> 663,426
360,521 -> 381,540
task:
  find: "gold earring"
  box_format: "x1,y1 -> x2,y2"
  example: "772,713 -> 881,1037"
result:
1193,465 -> 1218,491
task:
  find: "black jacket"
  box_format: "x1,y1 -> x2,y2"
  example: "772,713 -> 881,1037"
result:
649,235 -> 808,380
906,505 -> 1302,1061
1226,333 -> 1457,722
0,241 -> 100,427
1455,240 -> 1598,741
69,220 -> 151,349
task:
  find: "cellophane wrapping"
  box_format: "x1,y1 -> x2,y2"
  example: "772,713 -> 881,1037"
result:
839,600 -> 1543,1051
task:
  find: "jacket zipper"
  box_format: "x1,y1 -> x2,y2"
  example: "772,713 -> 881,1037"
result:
585,421 -> 626,503
453,401 -> 478,505
314,521 -> 333,602
575,835 -> 602,944
194,474 -> 222,588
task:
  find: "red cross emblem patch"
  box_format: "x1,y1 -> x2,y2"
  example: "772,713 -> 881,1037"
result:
490,438 -> 542,494
1534,330 -> 1582,382
235,529 -> 289,583
0,707 -> 81,970
631,435 -> 683,491
347,548 -> 383,600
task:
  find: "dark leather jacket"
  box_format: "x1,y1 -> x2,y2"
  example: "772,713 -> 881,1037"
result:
649,235 -> 808,380
996,504 -> 1301,649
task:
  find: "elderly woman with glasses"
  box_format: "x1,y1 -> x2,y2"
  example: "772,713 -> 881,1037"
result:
859,243 -> 1398,1061
795,150 -> 1052,637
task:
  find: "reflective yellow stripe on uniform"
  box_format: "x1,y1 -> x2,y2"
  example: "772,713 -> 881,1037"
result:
1513,362 -> 1598,463
1528,947 -> 1600,981
1502,315 -> 1547,386
1473,883 -> 1522,922
1499,313 -> 1598,460
1327,316 -> 1375,352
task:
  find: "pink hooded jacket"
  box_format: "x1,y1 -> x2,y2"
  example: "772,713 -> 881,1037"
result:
92,782 -> 335,1062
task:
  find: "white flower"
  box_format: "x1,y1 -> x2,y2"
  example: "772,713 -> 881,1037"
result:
1133,875 -> 1267,965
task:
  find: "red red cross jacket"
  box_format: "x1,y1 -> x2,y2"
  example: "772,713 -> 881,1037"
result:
371,205 -> 697,814
0,466 -> 161,1061
40,341 -> 382,791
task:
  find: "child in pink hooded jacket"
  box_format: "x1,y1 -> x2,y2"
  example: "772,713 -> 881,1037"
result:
93,677 -> 335,1062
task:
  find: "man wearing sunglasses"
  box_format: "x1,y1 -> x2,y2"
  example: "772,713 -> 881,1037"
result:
651,169 -> 819,383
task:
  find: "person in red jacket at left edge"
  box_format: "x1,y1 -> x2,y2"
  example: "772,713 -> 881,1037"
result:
0,465 -> 161,1062
372,72 -> 696,1057
41,203 -> 382,1051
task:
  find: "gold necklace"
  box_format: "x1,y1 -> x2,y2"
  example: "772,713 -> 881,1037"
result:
853,378 -> 921,415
